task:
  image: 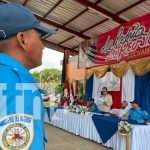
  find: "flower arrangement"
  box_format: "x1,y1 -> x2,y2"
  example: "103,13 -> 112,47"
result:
118,121 -> 132,134
67,105 -> 89,115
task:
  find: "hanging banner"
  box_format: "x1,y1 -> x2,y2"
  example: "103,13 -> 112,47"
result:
79,13 -> 150,68
78,39 -> 97,68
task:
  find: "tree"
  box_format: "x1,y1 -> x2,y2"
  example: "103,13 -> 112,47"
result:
32,69 -> 62,95
32,71 -> 40,82
55,83 -> 64,96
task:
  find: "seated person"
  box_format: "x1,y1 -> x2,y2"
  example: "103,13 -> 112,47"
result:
109,101 -> 129,117
72,96 -> 79,105
99,87 -> 113,113
122,101 -> 149,122
43,95 -> 50,102
87,98 -> 100,113
78,96 -> 87,106
59,96 -> 70,106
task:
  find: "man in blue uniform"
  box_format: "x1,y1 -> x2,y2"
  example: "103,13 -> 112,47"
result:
0,3 -> 55,150
87,98 -> 100,113
124,101 -> 149,122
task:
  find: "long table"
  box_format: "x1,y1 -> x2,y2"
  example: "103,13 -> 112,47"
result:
45,109 -> 150,150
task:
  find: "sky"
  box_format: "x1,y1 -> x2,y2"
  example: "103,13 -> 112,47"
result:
30,47 -> 63,73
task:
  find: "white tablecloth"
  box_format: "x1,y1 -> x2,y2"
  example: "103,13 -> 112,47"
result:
45,109 -> 150,150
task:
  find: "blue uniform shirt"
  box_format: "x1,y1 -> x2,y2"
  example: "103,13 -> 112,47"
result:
0,54 -> 45,150
89,103 -> 100,113
127,107 -> 149,122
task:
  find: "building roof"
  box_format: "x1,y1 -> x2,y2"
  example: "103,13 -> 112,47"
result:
1,0 -> 150,55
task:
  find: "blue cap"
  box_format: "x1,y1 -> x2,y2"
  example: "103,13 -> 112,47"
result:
0,3 -> 56,40
88,98 -> 94,101
130,101 -> 138,104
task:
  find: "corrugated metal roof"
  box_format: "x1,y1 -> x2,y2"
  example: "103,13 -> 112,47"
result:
4,0 -> 23,4
62,36 -> 84,48
46,29 -> 74,44
84,20 -> 120,37
26,0 -> 59,17
46,0 -> 86,24
67,9 -> 106,32
98,0 -> 139,14
2,0 -> 150,55
40,22 -> 57,31
119,2 -> 150,21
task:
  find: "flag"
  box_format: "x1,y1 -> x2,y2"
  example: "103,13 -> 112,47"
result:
64,82 -> 70,98
62,82 -> 70,106
70,83 -> 74,104
85,75 -> 94,101
61,51 -> 66,83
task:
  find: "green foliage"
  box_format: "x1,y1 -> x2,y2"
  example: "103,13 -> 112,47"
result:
76,80 -> 84,95
32,72 -> 40,82
32,69 -> 62,95
55,83 -> 64,96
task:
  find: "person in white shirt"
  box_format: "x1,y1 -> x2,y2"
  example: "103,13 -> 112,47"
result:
109,101 -> 129,117
99,87 -> 113,113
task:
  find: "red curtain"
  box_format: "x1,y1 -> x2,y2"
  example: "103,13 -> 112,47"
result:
65,82 -> 70,97
110,78 -> 122,109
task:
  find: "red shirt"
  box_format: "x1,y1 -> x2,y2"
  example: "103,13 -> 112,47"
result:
78,101 -> 87,106
59,98 -> 70,106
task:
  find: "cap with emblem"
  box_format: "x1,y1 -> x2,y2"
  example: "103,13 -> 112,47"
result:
130,101 -> 138,104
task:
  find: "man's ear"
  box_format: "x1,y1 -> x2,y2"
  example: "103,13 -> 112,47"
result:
16,32 -> 28,50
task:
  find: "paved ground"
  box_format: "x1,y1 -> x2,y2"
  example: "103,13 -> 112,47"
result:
45,123 -> 112,150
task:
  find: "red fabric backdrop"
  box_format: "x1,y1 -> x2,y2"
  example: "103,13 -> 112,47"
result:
110,78 -> 122,109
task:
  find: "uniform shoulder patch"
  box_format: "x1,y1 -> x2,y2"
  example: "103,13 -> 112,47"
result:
0,114 -> 34,150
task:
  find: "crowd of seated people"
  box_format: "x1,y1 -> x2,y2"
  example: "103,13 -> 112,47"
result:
122,101 -> 149,123
58,86 -> 150,123
59,95 -> 86,107
109,100 -> 150,123
59,86 -> 113,114
98,87 -> 149,123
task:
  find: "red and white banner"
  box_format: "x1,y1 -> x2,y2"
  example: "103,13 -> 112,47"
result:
96,13 -> 150,65
79,13 -> 150,68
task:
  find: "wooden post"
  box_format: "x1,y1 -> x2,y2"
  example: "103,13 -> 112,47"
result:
65,49 -> 69,82
117,132 -> 130,150
126,133 -> 129,150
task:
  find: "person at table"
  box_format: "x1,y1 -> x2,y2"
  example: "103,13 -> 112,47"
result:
78,96 -> 87,106
43,95 -> 50,102
122,101 -> 149,122
87,98 -> 100,113
109,101 -> 129,117
72,95 -> 79,105
99,87 -> 113,113
59,96 -> 70,106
